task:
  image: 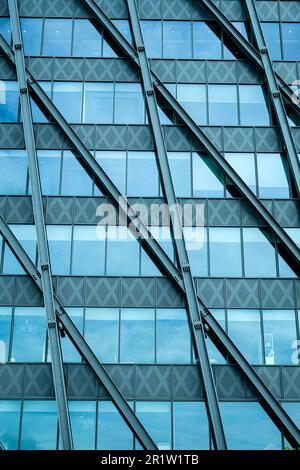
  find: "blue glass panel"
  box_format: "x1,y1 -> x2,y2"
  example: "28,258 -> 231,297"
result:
193,22 -> 221,59
46,225 -> 72,275
239,85 -> 269,126
257,153 -> 289,198
136,402 -> 171,450
206,309 -> 227,365
60,308 -> 84,363
282,23 -> 300,60
37,150 -> 61,195
0,81 -> 19,122
21,18 -> 42,56
112,20 -> 133,44
21,401 -> 57,450
43,19 -> 72,56
120,309 -> 155,363
243,228 -> 277,277
0,17 -> 12,44
31,81 -> 52,123
98,401 -> 133,450
208,85 -> 238,125
3,225 -> 37,275
140,226 -> 173,277
73,19 -> 102,57
184,226 -> 208,277
261,22 -> 282,60
141,20 -> 162,57
68,401 -> 96,450
72,226 -> 105,276
223,22 -> 248,59
282,403 -> 300,429
106,227 -> 140,276
168,152 -> 191,197
192,153 -> 224,197
0,307 -> 12,363
225,153 -> 256,194
177,84 -> 207,125
61,150 -> 93,195
85,308 -> 119,363
115,83 -> 145,124
227,309 -> 263,364
157,309 -> 191,363
83,82 -> 113,124
53,82 -> 82,124
11,307 -> 46,362
96,151 -> 126,194
0,401 -> 20,450
0,150 -> 27,195
163,21 -> 192,58
220,402 -> 281,449
173,402 -> 209,450
263,310 -> 297,365
127,152 -> 159,196
209,227 -> 242,277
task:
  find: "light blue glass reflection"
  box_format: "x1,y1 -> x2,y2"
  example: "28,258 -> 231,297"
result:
96,151 -> 126,194
3,225 -> 37,275
83,83 -> 113,124
261,22 -> 282,60
208,85 -> 238,125
46,225 -> 72,275
209,227 -> 242,277
0,150 -> 27,195
0,401 -> 20,450
106,227 -> 140,276
282,23 -> 300,60
263,310 -> 297,365
61,308 -> 83,363
73,19 -> 102,57
21,401 -> 57,450
120,309 -> 155,363
243,228 -> 277,277
37,150 -> 61,195
173,402 -> 209,450
177,85 -> 207,125
136,402 -> 171,450
0,81 -> 19,122
43,19 -> 72,56
157,309 -> 191,363
239,85 -> 269,126
85,308 -> 119,363
68,401 -> 96,450
227,309 -> 263,364
61,150 -> 93,196
21,18 -> 42,56
127,152 -> 159,196
168,152 -> 191,197
193,22 -> 221,59
184,227 -> 208,277
114,83 -> 145,124
0,307 -> 12,363
98,401 -> 133,450
53,82 -> 82,124
141,20 -> 162,58
0,17 -> 11,44
225,153 -> 256,194
163,21 -> 192,58
72,226 -> 105,276
192,153 -> 224,197
257,153 -> 289,198
11,307 -> 46,362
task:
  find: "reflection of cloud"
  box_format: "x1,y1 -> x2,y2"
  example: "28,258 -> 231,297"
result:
0,81 -> 6,104
0,341 -> 6,363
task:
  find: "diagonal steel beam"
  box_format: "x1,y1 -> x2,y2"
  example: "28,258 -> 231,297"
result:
127,0 -> 226,450
8,0 -> 73,449
0,215 -> 157,450
0,28 -> 299,446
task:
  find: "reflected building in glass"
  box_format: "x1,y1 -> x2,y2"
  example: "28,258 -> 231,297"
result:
0,0 -> 299,451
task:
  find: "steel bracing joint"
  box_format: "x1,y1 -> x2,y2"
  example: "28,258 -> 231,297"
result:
7,0 -> 73,450
126,0 -> 226,450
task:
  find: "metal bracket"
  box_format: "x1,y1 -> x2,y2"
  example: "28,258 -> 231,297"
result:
47,320 -> 57,329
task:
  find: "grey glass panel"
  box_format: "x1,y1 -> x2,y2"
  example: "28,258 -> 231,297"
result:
96,151 -> 126,194
0,150 -> 27,195
0,81 -> 19,122
106,227 -> 140,276
0,401 -> 20,450
73,19 -> 102,57
263,310 -> 297,365
0,307 -> 12,363
282,23 -> 300,60
120,309 -> 155,363
239,85 -> 269,126
0,17 -> 11,44
192,153 -> 224,197
184,227 -> 208,277
115,83 -> 145,124
209,227 -> 242,277
21,18 -> 42,56
46,225 -> 72,275
127,152 -> 159,196
141,20 -> 162,58
227,309 -> 263,364
168,152 -> 191,197
53,82 -> 82,124
220,402 -> 281,450
177,84 -> 207,125
85,308 -> 119,363
225,153 -> 256,194
21,401 -> 57,450
97,401 -> 133,450
136,402 -> 171,450
72,226 -> 105,276
163,21 -> 192,58
61,308 -> 83,363
11,307 -> 46,362
43,19 -> 72,56
68,401 -> 96,450
83,83 -> 113,124
37,150 -> 61,196
173,402 -> 209,450
243,228 -> 277,277
261,22 -> 282,60
61,150 -> 93,196
193,22 -> 221,59
3,225 -> 37,275
208,85 -> 238,125
257,153 -> 289,198
157,309 -> 191,363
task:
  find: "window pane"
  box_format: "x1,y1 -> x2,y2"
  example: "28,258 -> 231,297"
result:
72,226 -> 105,275
106,227 -> 140,276
11,307 -> 46,362
263,310 -> 297,365
220,402 -> 281,450
177,84 -> 207,125
225,153 -> 256,194
61,308 -> 84,363
96,151 -> 126,194
120,309 -> 155,363
31,82 -> 51,123
47,225 -> 72,275
157,309 -> 191,363
282,23 -> 300,60
184,226 -> 208,277
68,401 -> 96,450
127,152 -> 159,196
61,150 -> 93,196
0,401 -> 20,450
243,228 -> 277,277
115,83 -> 145,124
208,85 -> 238,125
21,401 -> 57,450
173,402 -> 209,450
73,19 -> 102,57
0,81 -> 19,122
140,226 -> 173,276
209,227 -> 242,277
261,22 -> 281,60
206,309 -> 227,365
98,401 -> 133,450
282,403 -> 300,430
227,309 -> 263,364
239,85 -> 269,126
0,307 -> 12,363
141,20 -> 162,57
192,153 -> 224,197
3,225 -> 37,275
37,150 -> 61,195
113,20 -> 132,44
53,82 -> 82,124
43,19 -> 72,56
83,82 -> 113,124
193,22 -> 221,59
168,152 -> 191,197
21,18 -> 42,56
257,153 -> 289,198
85,308 -> 119,363
0,150 -> 27,195
0,17 -> 12,44
136,402 -> 171,450
163,21 -> 192,58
